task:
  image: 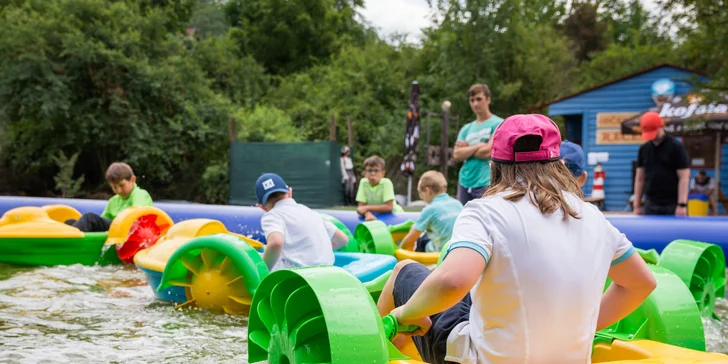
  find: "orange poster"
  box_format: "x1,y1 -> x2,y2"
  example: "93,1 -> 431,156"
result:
596,112 -> 640,128
596,130 -> 644,145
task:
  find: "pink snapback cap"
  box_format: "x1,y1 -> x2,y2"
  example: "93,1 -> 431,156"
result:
491,114 -> 562,163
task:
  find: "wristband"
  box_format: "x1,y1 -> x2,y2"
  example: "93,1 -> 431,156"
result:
678,203 -> 687,207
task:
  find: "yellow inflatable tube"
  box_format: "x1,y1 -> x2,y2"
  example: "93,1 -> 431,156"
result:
394,249 -> 440,265
386,338 -> 728,363
0,206 -> 84,238
133,218 -> 263,272
105,206 -> 174,246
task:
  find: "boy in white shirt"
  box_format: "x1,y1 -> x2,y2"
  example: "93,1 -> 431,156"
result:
255,173 -> 350,271
376,114 -> 656,363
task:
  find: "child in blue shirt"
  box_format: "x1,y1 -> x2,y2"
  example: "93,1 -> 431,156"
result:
400,171 -> 463,253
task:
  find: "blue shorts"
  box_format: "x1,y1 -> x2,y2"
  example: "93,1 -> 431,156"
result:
393,263 -> 471,364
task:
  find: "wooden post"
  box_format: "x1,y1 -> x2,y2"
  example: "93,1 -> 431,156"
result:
229,117 -> 236,142
347,116 -> 354,148
426,112 -> 431,149
330,114 -> 336,141
440,109 -> 449,176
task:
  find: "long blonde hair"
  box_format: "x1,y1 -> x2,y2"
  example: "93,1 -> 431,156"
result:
485,160 -> 584,220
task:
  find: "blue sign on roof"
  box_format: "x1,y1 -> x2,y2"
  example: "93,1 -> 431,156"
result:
651,78 -> 676,105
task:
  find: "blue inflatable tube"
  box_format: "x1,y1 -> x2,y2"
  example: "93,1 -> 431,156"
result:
0,196 -> 419,242
603,215 -> 728,254
1,196 -> 727,256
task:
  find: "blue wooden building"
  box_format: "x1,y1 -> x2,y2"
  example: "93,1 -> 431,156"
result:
530,64 -> 727,213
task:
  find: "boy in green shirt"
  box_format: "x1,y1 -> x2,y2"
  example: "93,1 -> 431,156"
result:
453,84 -> 504,205
66,162 -> 153,232
356,155 -> 404,221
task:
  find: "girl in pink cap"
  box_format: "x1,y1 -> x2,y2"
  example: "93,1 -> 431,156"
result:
377,114 -> 656,363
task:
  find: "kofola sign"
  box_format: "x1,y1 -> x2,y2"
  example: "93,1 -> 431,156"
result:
621,92 -> 728,136
659,93 -> 728,133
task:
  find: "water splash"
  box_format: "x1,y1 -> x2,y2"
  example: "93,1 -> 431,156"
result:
704,297 -> 728,353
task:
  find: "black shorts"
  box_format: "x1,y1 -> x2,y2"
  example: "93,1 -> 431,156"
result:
457,183 -> 488,205
415,234 -> 430,252
393,263 -> 471,364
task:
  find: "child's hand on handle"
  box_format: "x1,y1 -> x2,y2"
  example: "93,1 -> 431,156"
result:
364,212 -> 377,221
390,306 -> 431,336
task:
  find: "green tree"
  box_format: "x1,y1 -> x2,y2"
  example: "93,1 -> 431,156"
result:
223,0 -> 367,75
0,0 -> 231,196
191,32 -> 270,107
234,105 -> 303,142
188,0 -> 229,39
573,42 -> 680,91
562,2 -> 608,62
267,37 -> 412,160
51,151 -> 85,198
659,0 -> 728,95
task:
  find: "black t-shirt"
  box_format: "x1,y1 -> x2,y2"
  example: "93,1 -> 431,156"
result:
637,136 -> 690,205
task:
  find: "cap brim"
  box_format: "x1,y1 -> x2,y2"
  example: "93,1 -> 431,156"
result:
641,129 -> 658,141
261,188 -> 289,205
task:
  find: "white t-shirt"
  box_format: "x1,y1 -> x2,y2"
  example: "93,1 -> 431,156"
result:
444,190 -> 635,363
261,198 -> 338,271
690,176 -> 714,195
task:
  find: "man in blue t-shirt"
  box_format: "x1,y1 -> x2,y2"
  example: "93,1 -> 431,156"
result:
453,84 -> 504,205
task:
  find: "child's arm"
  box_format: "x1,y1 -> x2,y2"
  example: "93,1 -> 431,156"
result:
356,202 -> 376,221
323,220 -> 350,250
362,179 -> 397,214
400,227 -> 423,250
596,222 -> 656,331
261,214 -> 285,271
361,200 -> 394,214
401,208 -> 431,250
331,230 -> 349,250
391,206 -> 489,326
263,232 -> 284,271
597,253 -> 656,330
392,247 -> 485,325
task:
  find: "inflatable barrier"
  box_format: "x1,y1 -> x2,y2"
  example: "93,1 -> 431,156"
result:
0,196 -> 727,258
0,196 -> 419,243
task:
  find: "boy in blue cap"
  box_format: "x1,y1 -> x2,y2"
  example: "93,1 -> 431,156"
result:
560,141 -> 588,187
255,173 -> 350,271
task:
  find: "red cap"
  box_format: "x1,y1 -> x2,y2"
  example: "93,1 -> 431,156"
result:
640,111 -> 664,141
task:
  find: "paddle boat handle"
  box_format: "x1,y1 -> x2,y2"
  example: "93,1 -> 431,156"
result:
382,314 -> 420,341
